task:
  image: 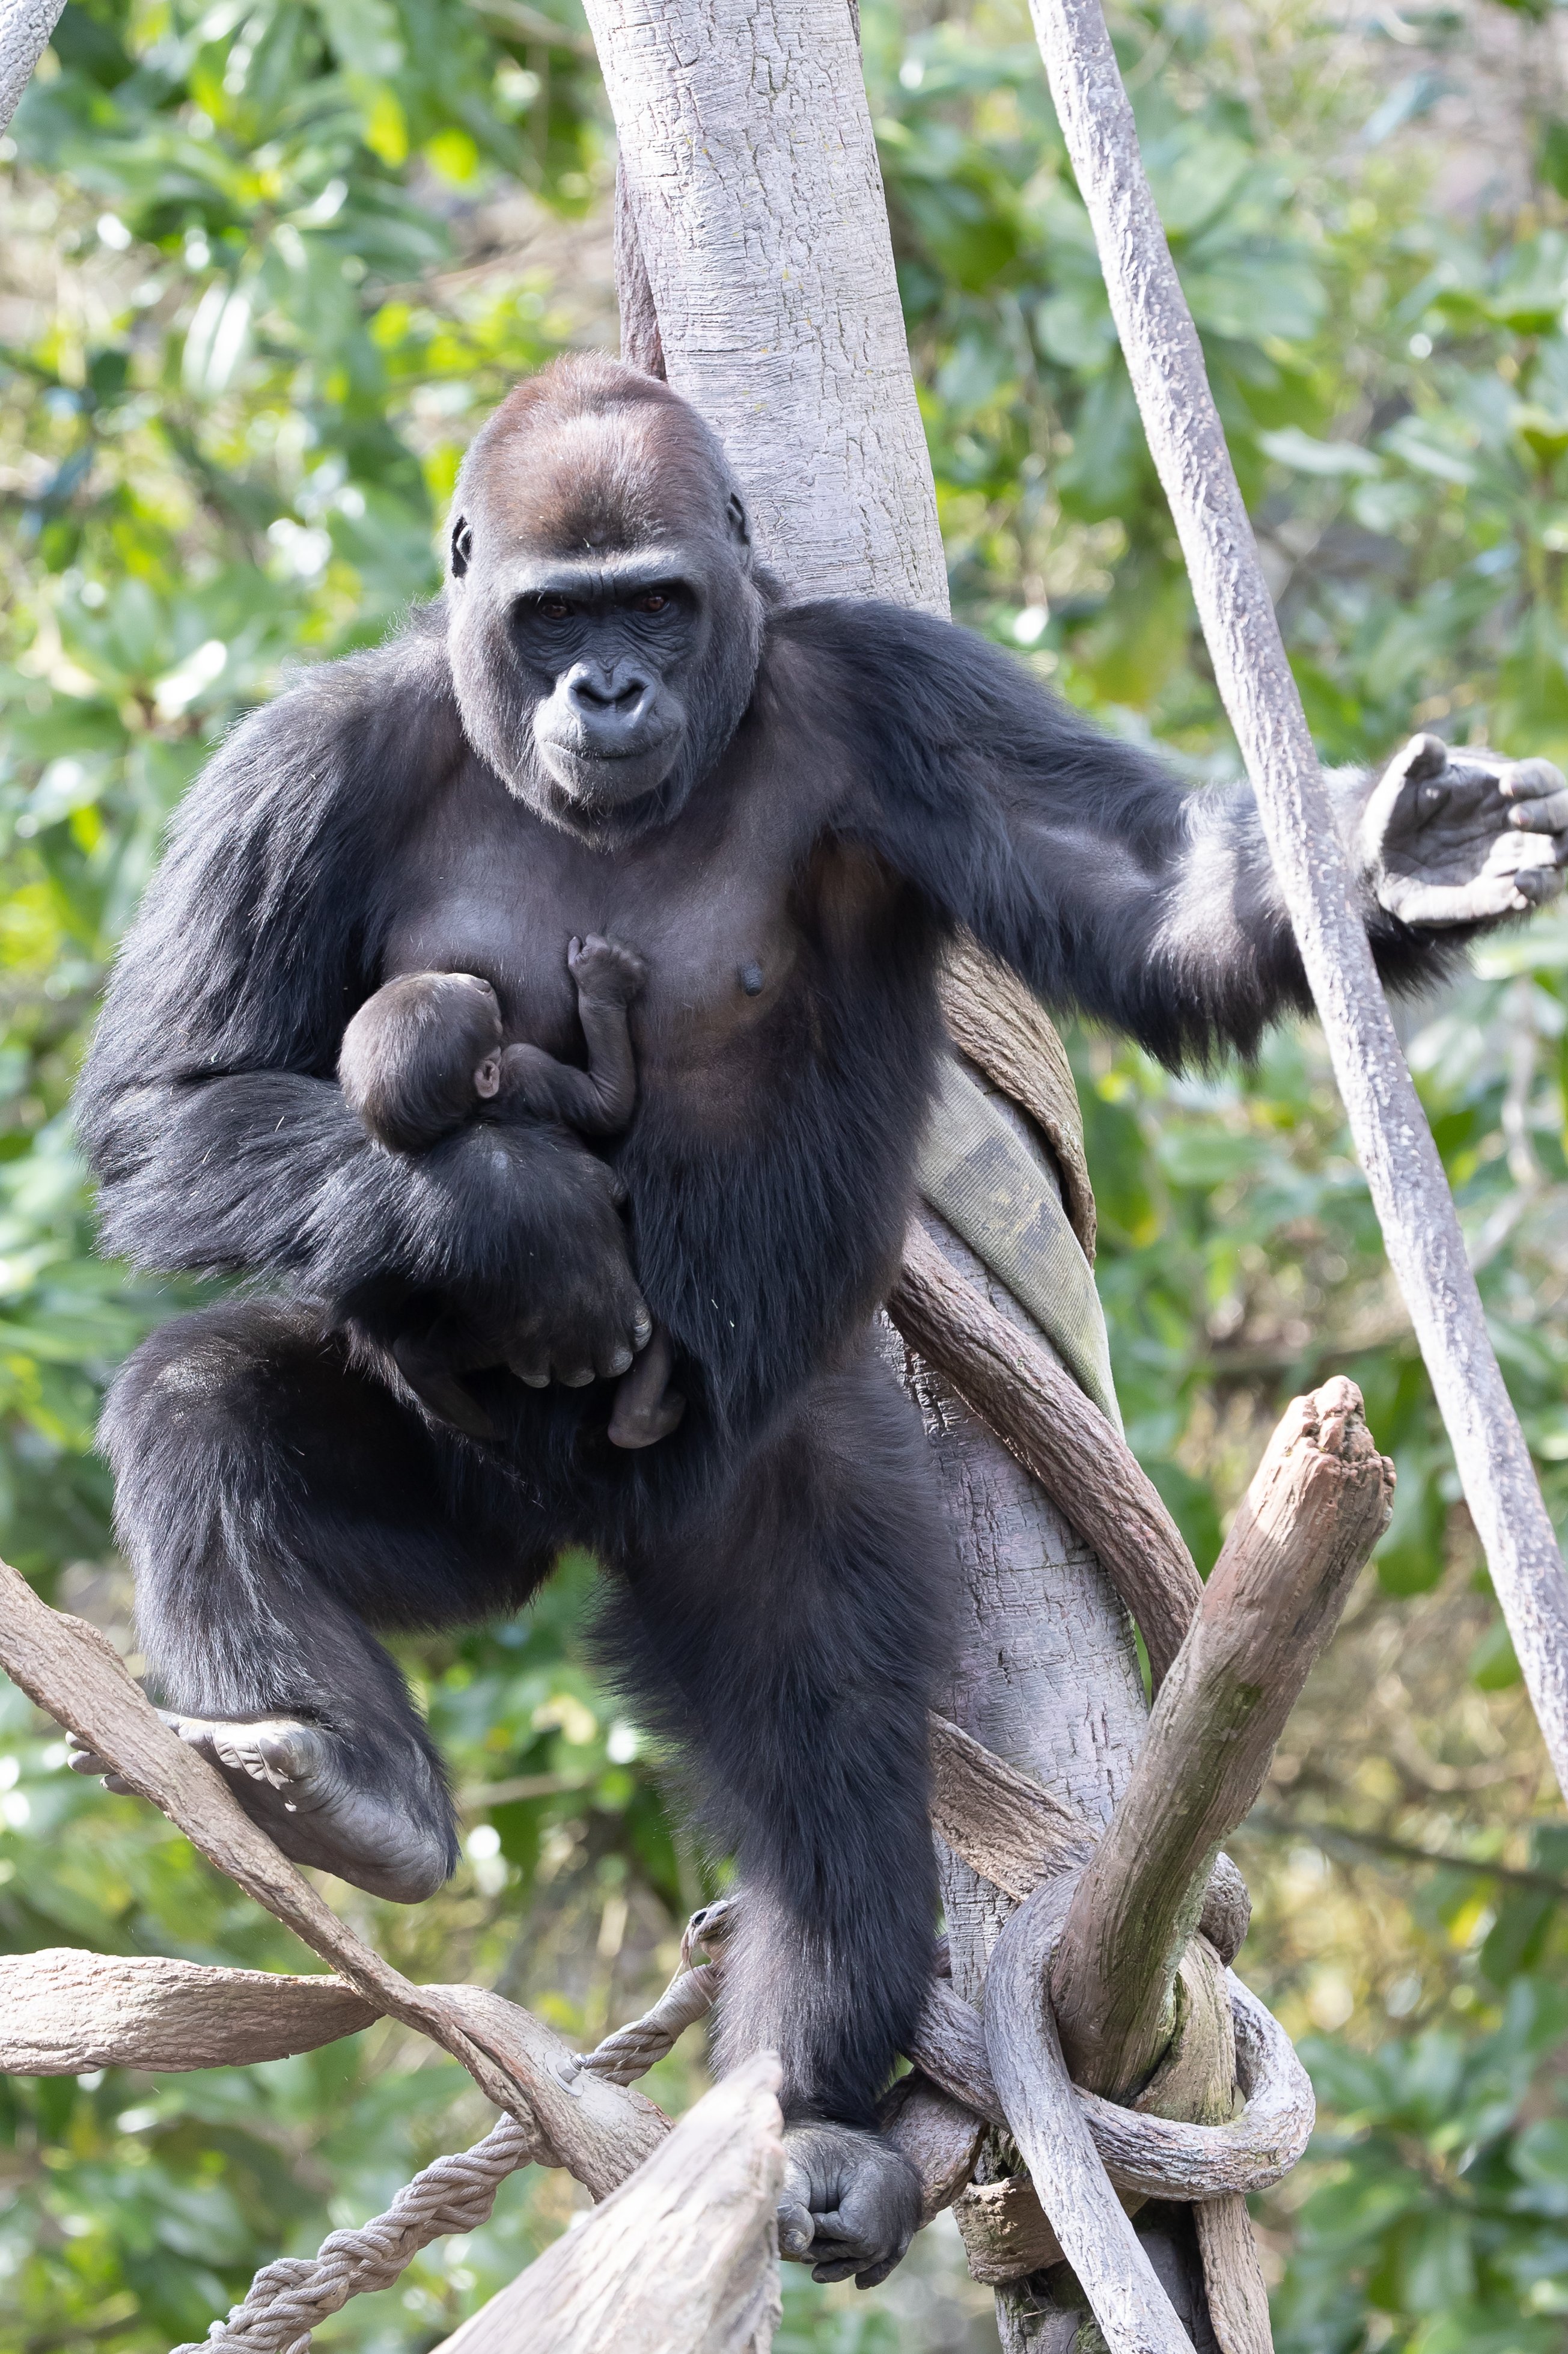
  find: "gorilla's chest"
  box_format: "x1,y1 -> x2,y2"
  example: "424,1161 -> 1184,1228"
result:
380,751 -> 876,1102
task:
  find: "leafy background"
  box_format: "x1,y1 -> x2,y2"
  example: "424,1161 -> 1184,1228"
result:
4,0 -> 1568,2347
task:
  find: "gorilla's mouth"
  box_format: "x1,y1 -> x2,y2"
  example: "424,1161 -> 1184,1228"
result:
534,734 -> 681,809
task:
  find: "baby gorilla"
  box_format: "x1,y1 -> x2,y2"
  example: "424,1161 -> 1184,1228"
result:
338,939 -> 683,1449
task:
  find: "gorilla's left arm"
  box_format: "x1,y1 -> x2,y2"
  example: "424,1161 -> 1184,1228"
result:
805,603 -> 1567,1062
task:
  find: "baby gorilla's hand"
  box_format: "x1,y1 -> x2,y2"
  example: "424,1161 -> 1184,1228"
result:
776,2121 -> 921,2290
567,932 -> 648,1007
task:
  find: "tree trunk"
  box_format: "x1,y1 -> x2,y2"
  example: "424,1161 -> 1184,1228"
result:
581,4 -> 1210,2341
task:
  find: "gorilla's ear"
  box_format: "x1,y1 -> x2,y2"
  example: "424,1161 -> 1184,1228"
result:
450,515 -> 472,578
726,491 -> 751,549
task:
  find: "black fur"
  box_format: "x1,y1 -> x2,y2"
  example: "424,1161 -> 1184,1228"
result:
78,354 -> 1453,2136
340,971 -> 501,1153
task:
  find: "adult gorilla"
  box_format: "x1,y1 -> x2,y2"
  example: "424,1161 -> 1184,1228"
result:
75,356 -> 1568,2284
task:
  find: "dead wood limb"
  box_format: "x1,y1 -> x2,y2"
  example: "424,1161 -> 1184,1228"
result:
929,1713 -> 1250,1965
613,157 -> 664,379
954,2177 -> 1066,2284
1026,0 -> 1568,1799
0,1950 -> 377,2073
1195,2196 -> 1274,2354
431,2053 -> 784,2354
0,1559 -> 668,2192
0,0 -> 64,135
1050,1380 -> 1394,2102
928,1712 -> 1092,1892
891,1223 -> 1201,1684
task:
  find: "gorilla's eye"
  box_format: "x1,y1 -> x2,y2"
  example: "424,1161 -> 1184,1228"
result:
636,592 -> 670,614
538,595 -> 573,620
450,517 -> 472,578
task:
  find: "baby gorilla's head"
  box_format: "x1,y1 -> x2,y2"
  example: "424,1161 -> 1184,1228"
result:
339,971 -> 502,1154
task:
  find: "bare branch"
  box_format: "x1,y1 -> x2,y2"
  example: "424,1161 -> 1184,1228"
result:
0,1950 -> 376,2074
0,1560 -> 668,2191
1027,0 -> 1568,1798
0,0 -> 64,137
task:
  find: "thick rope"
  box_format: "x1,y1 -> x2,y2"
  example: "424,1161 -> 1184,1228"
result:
172,1912 -> 736,2354
171,2112 -> 543,2354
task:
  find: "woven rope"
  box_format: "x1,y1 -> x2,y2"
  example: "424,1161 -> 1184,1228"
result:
171,1921 -> 734,2354
172,2112 -> 543,2354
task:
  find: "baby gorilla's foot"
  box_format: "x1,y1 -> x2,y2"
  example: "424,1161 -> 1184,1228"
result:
567,933 -> 647,1007
68,1714 -> 454,1903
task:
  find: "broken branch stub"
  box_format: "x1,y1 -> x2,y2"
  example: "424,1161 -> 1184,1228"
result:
0,1949 -> 377,2074
1050,1379 -> 1394,2100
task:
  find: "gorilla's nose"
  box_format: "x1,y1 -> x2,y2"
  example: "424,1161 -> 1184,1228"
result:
566,661 -> 656,742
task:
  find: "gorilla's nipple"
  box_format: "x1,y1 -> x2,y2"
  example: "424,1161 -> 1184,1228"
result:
739,961 -> 764,997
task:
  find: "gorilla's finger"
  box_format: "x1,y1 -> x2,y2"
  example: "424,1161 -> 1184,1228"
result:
810,2258 -> 861,2283
631,1302 -> 653,1351
555,1363 -> 596,1389
1498,757 -> 1567,802
1507,789 -> 1568,834
67,1737 -> 135,1796
776,2198 -> 816,2261
853,2256 -> 901,2290
1516,864 -> 1564,905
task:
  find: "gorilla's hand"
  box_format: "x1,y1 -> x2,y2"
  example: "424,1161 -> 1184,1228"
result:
776,2121 -> 921,2290
1359,734 -> 1568,929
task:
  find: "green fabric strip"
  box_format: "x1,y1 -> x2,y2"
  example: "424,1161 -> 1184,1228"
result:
917,1054 -> 1122,1432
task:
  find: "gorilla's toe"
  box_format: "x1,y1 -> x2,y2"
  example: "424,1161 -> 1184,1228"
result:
165,1712 -> 454,1902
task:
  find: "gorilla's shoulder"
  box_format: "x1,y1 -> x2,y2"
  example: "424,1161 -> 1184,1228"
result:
180,605 -> 463,838
767,596 -> 1023,689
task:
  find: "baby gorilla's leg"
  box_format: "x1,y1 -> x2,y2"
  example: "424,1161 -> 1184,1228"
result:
607,1324 -> 686,1449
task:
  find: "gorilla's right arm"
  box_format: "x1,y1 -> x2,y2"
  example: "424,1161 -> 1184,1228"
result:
75,632 -> 648,1383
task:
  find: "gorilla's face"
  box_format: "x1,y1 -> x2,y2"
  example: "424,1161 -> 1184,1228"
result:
512,562 -> 704,812
445,361 -> 766,848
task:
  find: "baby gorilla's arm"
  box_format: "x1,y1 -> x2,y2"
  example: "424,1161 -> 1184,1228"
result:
493,934 -> 645,1137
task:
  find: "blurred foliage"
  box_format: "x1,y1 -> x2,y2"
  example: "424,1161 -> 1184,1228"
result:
4,0 -> 1568,2349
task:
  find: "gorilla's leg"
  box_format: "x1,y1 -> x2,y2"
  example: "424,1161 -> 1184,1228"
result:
87,1300 -> 548,1899
600,1342 -> 952,2285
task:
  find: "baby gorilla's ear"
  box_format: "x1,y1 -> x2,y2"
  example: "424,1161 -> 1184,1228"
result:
474,1053 -> 502,1100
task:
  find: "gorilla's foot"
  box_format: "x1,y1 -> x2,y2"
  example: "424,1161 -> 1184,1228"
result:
68,1714 -> 454,1903
776,2121 -> 921,2289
